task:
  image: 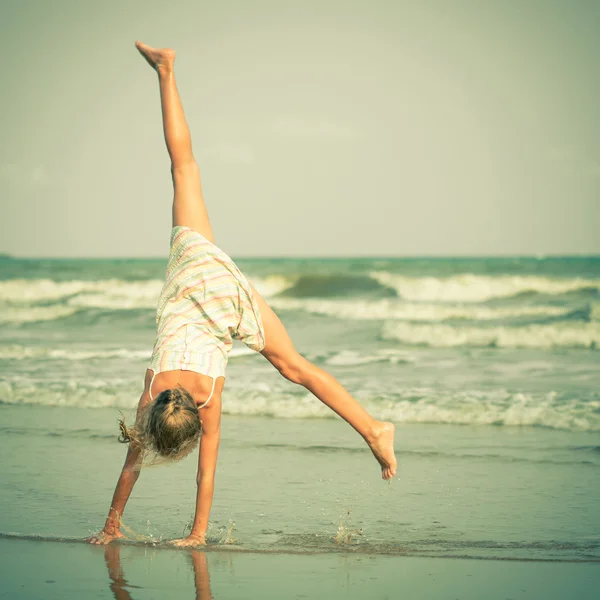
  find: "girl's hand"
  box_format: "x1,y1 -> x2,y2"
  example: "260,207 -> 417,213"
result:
85,528 -> 125,545
169,533 -> 206,548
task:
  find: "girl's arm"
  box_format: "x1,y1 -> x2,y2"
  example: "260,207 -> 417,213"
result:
86,386 -> 150,545
170,399 -> 221,547
86,445 -> 142,544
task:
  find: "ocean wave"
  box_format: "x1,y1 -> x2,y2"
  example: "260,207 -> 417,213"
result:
2,273 -> 598,305
269,297 -> 575,322
0,345 -> 151,361
367,389 -> 600,431
278,274 -> 396,298
381,321 -> 600,349
0,275 -> 291,304
0,278 -> 163,308
0,305 -> 81,324
7,295 -> 576,326
2,380 -> 598,431
2,274 -> 598,325
370,273 -> 600,303
0,345 -> 256,362
250,275 -> 296,298
322,349 -> 415,366
0,276 -> 291,324
221,387 -> 600,431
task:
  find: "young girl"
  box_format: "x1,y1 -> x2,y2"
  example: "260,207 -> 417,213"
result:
87,41 -> 396,548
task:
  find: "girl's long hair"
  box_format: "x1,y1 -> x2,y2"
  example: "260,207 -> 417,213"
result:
118,387 -> 201,467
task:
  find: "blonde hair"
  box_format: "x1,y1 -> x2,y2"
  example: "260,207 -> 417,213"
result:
119,387 -> 201,467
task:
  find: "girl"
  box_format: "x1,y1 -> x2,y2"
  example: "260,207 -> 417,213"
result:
87,41 -> 396,548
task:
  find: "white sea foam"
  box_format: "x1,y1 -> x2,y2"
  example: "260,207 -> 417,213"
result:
269,297 -> 570,322
324,349 -> 415,366
0,345 -> 151,361
2,275 -> 597,326
0,278 -> 163,308
370,273 -> 600,303
222,387 -> 600,431
382,321 -> 600,349
0,276 -> 288,324
0,344 -> 258,362
248,275 -> 296,298
0,305 -> 81,324
2,380 -> 598,431
368,389 -> 600,431
0,379 -> 138,409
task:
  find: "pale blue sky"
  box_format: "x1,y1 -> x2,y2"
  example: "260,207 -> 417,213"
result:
1,0 -> 598,257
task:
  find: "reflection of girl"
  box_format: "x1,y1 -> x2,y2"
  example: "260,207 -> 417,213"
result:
88,41 -> 396,548
190,551 -> 213,600
103,545 -> 134,600
103,545 -> 213,600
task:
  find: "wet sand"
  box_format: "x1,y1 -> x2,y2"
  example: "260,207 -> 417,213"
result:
2,538 -> 599,600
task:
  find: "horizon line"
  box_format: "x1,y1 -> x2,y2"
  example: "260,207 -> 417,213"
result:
2,253 -> 599,261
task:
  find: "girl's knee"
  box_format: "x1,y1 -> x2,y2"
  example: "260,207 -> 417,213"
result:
277,355 -> 312,386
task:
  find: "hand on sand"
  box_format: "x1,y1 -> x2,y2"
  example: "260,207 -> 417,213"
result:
169,534 -> 206,548
85,528 -> 125,545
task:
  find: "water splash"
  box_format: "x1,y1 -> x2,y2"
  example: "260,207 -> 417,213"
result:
118,518 -> 162,546
332,509 -> 363,546
214,520 -> 237,545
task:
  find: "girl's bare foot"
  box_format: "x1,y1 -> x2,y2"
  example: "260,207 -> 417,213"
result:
367,422 -> 397,480
135,41 -> 175,72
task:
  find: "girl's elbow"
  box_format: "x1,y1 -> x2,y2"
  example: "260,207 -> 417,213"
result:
196,471 -> 215,487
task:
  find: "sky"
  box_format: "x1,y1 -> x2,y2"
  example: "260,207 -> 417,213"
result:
1,0 -> 599,257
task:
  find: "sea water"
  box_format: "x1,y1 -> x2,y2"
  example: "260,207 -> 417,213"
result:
1,254 -> 599,563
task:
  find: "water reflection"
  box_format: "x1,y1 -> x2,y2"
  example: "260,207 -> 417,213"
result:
103,544 -> 213,600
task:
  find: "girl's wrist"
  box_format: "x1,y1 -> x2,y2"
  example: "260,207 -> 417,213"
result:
189,530 -> 206,539
104,518 -> 120,533
106,507 -> 122,529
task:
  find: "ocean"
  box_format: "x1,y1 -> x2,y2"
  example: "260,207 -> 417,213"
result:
1,254 -> 599,597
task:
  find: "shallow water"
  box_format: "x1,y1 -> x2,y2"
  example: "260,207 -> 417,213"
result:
1,408 -> 599,562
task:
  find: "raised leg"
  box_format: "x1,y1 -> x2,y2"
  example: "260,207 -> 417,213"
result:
252,287 -> 397,480
135,41 -> 214,242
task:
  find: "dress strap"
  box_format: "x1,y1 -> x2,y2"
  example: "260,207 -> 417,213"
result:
149,371 -> 157,401
198,377 -> 217,409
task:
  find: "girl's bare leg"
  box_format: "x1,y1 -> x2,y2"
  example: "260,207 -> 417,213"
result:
135,42 -> 397,480
135,41 -> 214,242
254,289 -> 397,480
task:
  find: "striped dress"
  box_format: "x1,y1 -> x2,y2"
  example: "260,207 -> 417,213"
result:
149,226 -> 265,379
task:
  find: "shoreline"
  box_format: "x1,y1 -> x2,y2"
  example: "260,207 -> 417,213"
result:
2,534 -> 599,564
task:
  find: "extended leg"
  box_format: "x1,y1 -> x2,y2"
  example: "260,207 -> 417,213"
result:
136,41 -> 214,242
252,288 -> 397,480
